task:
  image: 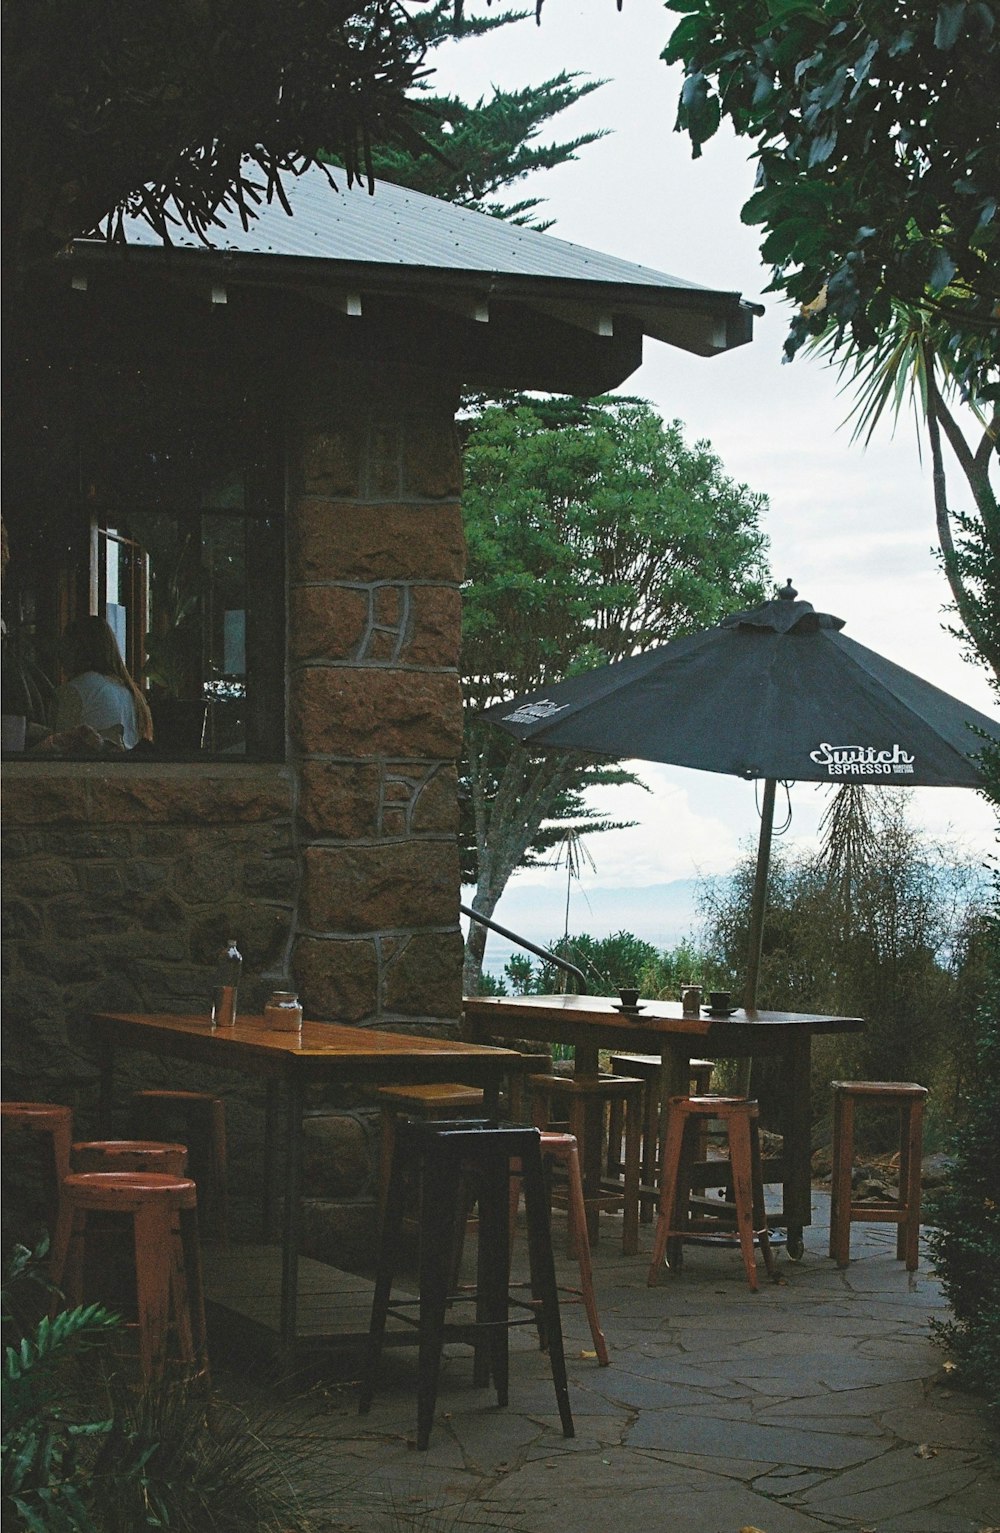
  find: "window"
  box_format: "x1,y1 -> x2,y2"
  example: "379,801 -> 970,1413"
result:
2,354 -> 285,759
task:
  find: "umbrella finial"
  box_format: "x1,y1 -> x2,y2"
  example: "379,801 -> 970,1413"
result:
779,578 -> 798,601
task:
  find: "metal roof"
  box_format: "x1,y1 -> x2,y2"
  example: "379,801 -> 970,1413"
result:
114,164 -> 733,298
68,166 -> 760,383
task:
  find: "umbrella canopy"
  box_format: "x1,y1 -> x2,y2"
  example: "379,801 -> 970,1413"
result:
487,583 -> 996,788
484,582 -> 999,1003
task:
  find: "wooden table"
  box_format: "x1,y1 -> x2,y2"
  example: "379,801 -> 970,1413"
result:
463,995 -> 864,1256
90,1010 -> 519,1348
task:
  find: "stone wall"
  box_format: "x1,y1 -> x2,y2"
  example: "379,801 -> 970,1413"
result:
1,367 -> 468,1267
287,379 -> 465,1032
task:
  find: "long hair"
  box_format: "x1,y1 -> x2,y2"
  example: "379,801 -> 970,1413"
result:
61,615 -> 154,742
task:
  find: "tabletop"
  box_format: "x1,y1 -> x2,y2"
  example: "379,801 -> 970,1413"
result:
462,994 -> 865,1047
91,1010 -> 520,1080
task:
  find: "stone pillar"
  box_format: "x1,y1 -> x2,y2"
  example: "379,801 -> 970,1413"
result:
288,379 -> 466,1029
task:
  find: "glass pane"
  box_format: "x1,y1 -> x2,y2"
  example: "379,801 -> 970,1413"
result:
201,514 -> 248,754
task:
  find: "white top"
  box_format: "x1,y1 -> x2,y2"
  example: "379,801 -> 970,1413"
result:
53,672 -> 141,749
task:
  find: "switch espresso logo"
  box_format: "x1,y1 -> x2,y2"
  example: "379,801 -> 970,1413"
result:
809,743 -> 915,777
503,699 -> 569,725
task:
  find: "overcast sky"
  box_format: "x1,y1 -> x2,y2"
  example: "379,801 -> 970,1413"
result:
434,0 -> 998,908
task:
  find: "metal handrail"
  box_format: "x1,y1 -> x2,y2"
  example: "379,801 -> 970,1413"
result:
460,903 -> 588,993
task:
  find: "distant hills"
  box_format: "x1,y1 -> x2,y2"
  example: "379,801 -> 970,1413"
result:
462,878 -> 707,977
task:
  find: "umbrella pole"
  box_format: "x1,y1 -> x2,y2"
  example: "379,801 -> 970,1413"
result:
743,777 -> 777,1013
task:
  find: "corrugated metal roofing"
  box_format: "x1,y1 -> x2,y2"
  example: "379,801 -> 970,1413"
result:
114,163 -> 732,300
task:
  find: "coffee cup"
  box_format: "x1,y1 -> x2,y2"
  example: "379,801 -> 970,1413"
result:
708,990 -> 732,1013
618,988 -> 640,1009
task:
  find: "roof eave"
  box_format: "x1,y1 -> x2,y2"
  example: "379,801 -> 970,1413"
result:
65,239 -> 761,358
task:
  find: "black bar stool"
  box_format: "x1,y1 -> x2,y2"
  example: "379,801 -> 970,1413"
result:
359,1117 -> 575,1450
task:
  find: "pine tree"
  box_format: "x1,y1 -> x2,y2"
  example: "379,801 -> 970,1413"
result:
369,3 -> 607,226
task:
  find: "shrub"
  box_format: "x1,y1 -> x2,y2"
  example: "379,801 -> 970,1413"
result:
925,897 -> 1000,1419
698,793 -> 986,1148
1,1242 -> 343,1531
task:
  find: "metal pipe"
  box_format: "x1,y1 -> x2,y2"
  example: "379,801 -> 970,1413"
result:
460,903 -> 588,992
743,776 -> 777,1012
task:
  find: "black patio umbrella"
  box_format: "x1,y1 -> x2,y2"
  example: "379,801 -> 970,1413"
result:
483,581 -> 999,1006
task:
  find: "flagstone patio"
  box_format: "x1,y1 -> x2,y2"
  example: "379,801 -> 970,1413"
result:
219,1189 -> 999,1532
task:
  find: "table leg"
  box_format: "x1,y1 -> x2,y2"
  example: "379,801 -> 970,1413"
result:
481,1068 -> 501,1118
571,1082 -> 606,1245
263,1080 -> 280,1242
565,1043 -> 603,1239
782,1035 -> 812,1258
96,1037 -> 116,1136
280,1075 -> 305,1350
658,1045 -> 693,1269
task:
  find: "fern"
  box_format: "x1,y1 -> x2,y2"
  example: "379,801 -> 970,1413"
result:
2,1245 -> 121,1532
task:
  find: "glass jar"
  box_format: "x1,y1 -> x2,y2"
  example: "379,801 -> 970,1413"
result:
264,990 -> 303,1034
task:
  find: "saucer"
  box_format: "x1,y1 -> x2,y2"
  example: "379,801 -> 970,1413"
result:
703,1004 -> 738,1018
613,1002 -> 646,1015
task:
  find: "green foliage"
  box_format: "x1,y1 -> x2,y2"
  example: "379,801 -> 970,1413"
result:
505,931 -> 720,1000
371,70 -> 606,227
925,896 -> 1000,1420
2,1243 -> 122,1533
809,301 -> 1000,684
664,2 -> 1000,686
369,1 -> 607,227
461,394 -> 770,989
1,1243 -> 345,1531
5,0 -> 607,273
475,969 -> 509,996
461,397 -> 769,700
663,0 -> 1000,384
5,0 -> 445,270
698,789 -> 988,1139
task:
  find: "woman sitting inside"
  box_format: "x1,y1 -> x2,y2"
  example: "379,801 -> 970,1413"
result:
51,615 -> 154,751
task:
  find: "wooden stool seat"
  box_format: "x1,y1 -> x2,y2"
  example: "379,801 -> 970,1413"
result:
829,1080 -> 928,1271
130,1090 -> 228,1242
376,1083 -> 486,1215
529,1072 -> 643,1254
360,1117 -> 574,1450
510,1131 -> 609,1366
1,1101 -> 73,1239
648,1095 -> 776,1291
71,1140 -> 189,1176
50,1171 -> 209,1384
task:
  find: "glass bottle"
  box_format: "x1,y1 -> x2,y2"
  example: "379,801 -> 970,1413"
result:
212,939 -> 242,1026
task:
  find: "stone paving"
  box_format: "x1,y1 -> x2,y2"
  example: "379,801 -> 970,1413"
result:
229,1191 -> 999,1533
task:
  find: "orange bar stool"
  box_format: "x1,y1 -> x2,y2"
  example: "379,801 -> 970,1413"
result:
528,1072 -> 644,1254
648,1095 -> 776,1292
68,1143 -> 190,1312
71,1140 -> 189,1175
509,1131 -> 609,1366
130,1090 -> 228,1242
608,1055 -> 715,1220
49,1171 -> 209,1384
829,1081 -> 928,1271
1,1102 -> 73,1239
